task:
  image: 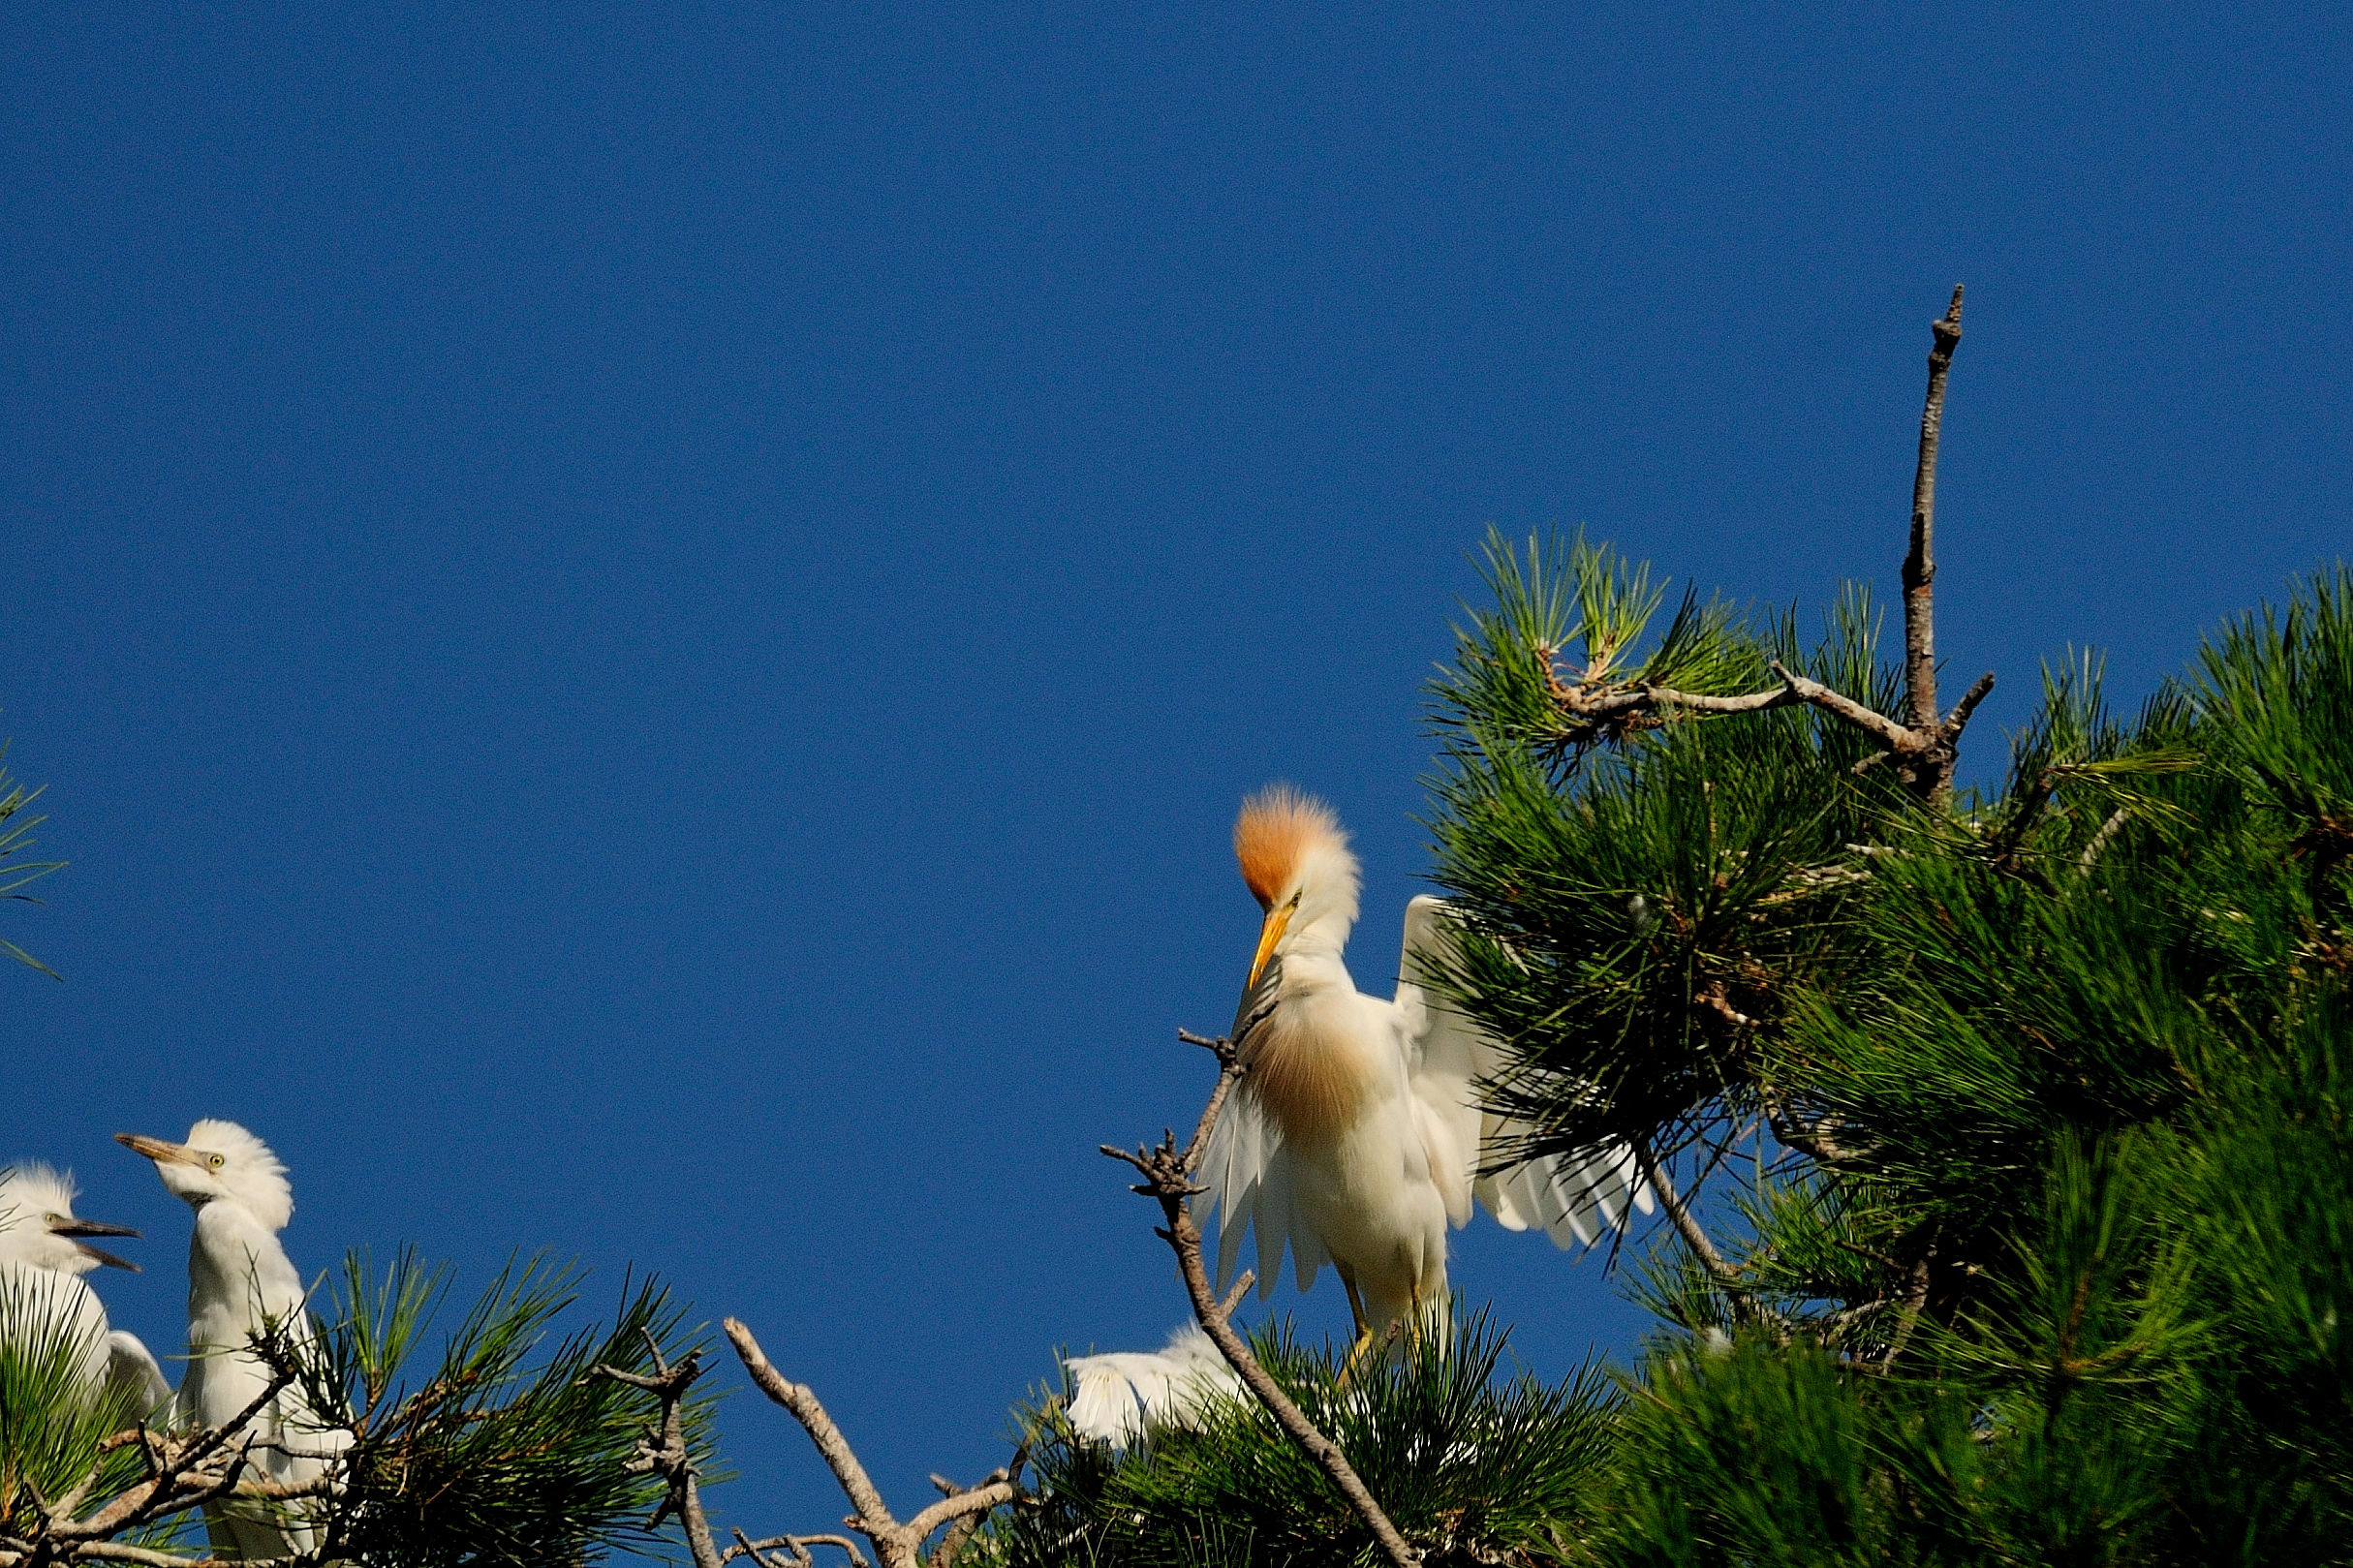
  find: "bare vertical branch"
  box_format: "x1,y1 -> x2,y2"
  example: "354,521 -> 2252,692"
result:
1102,1030 -> 1422,1568
1904,286 -> 1966,750
592,1336 -> 725,1568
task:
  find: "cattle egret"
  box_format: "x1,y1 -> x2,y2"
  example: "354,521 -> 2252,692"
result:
1198,787 -> 1653,1362
1064,1323 -> 1244,1446
118,1122 -> 346,1560
0,1163 -> 170,1418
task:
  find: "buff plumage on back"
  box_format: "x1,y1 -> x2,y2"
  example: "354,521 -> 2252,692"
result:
1234,784 -> 1348,909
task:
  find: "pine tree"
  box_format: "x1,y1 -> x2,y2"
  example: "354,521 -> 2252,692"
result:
958,301 -> 2348,1566
1419,542 -> 2352,1565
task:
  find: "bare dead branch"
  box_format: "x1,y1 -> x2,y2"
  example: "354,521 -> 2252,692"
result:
2079,807 -> 2130,876
58,1358 -> 299,1544
724,1324 -> 902,1561
1534,290 -> 1995,803
1695,981 -> 1755,1031
725,1320 -> 1026,1568
1630,1142 -> 1740,1289
1766,1110 -> 1853,1165
1175,1030 -> 1243,1175
1104,1041 -> 1421,1568
1544,651 -> 1996,799
1942,670 -> 1996,734
1904,286 -> 1965,738
1770,662 -> 1917,751
728,1531 -> 868,1568
923,1479 -> 985,1568
68,1546 -> 296,1568
591,1333 -> 724,1568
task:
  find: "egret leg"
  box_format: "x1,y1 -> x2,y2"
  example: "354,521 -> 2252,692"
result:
1335,1274 -> 1377,1388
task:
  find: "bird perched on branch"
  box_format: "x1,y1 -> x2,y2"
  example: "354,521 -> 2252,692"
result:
1064,1322 -> 1244,1446
0,1162 -> 171,1418
119,1122 -> 348,1560
1197,786 -> 1652,1364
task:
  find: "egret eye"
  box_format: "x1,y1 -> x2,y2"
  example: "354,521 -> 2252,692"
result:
207,1154 -> 225,1170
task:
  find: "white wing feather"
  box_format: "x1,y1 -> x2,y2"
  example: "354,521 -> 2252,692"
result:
1397,896 -> 1654,1250
1197,1083 -> 1332,1300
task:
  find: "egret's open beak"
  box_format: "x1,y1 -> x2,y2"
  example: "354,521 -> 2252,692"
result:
73,1241 -> 140,1272
1246,897 -> 1298,991
115,1132 -> 201,1167
51,1216 -> 140,1240
49,1214 -> 142,1271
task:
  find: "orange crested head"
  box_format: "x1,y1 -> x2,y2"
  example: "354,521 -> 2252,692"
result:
1233,784 -> 1349,910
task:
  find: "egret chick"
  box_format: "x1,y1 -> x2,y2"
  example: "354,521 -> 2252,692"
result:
118,1122 -> 346,1560
0,1162 -> 170,1419
1198,787 -> 1652,1366
1064,1323 -> 1244,1446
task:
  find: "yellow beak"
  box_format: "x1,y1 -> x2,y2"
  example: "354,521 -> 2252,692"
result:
114,1132 -> 201,1167
1246,899 -> 1297,992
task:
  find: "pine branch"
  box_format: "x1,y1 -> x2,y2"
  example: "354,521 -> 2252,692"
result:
1757,1081 -> 1855,1164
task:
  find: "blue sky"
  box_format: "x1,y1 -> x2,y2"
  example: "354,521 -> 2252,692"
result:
3,0 -> 2346,1540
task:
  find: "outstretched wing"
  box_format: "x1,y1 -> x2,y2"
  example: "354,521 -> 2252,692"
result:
1194,1072 -> 1333,1301
1396,895 -> 1654,1248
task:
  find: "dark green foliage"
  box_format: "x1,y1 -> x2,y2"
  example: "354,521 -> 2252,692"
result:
1426,532 -> 1918,1170
0,1272 -> 151,1533
0,741 -> 64,977
311,1249 -> 720,1567
972,1307 -> 1615,1568
1421,538 -> 2353,1565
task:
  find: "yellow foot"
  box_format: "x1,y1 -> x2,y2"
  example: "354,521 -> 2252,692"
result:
1335,1325 -> 1378,1388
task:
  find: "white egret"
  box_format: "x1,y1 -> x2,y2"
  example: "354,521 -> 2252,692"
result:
1198,786 -> 1652,1362
0,1162 -> 171,1418
118,1122 -> 347,1561
1064,1323 -> 1244,1446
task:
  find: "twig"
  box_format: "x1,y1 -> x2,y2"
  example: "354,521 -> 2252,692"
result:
1879,1248 -> 1936,1372
56,1358 -> 301,1545
2078,807 -> 2129,876
1101,1031 -> 1421,1568
725,1321 -> 1023,1568
728,1531 -> 867,1568
1757,1082 -> 1854,1164
1545,657 -> 1996,801
1628,1141 -> 1783,1333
